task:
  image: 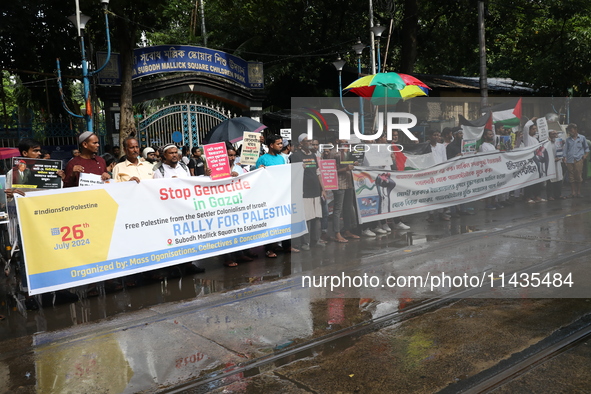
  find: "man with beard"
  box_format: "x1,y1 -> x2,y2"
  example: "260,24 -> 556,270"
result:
64,131 -> 111,187
142,147 -> 157,164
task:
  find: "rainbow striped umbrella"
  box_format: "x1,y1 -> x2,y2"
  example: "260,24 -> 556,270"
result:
344,72 -> 430,105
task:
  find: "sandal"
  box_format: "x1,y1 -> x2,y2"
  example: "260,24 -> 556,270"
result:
265,250 -> 277,258
331,236 -> 348,243
343,231 -> 360,239
224,261 -> 238,267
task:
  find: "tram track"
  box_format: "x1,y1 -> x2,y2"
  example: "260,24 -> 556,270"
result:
439,313 -> 591,394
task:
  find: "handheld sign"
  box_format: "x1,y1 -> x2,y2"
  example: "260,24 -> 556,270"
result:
204,142 -> 231,180
11,158 -> 63,189
319,159 -> 338,190
240,132 -> 261,166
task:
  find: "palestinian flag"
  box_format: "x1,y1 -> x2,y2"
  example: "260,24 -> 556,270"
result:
398,142 -> 436,170
491,98 -> 522,127
458,113 -> 492,141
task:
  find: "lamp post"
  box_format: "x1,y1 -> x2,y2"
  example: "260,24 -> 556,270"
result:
370,23 -> 386,74
332,56 -> 353,116
352,40 -> 366,134
57,0 -> 112,133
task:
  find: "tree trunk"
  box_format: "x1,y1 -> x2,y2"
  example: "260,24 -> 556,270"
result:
116,17 -> 137,145
400,0 -> 419,73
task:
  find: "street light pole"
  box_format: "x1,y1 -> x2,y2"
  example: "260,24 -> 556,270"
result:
370,23 -> 386,74
332,56 -> 353,116
352,40 -> 366,134
478,0 -> 488,110
57,0 -> 112,133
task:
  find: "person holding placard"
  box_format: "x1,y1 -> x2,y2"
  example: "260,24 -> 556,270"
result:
64,132 -> 111,187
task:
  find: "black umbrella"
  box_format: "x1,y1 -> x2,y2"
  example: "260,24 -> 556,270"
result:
204,117 -> 267,144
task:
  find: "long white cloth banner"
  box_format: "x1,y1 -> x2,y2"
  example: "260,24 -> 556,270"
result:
353,142 -> 555,223
16,164 -> 305,295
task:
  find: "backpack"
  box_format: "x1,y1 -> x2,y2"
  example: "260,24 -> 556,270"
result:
153,160 -> 189,176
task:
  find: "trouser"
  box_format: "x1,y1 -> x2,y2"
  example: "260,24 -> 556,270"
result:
320,197 -> 329,234
548,180 -> 563,199
332,189 -> 356,234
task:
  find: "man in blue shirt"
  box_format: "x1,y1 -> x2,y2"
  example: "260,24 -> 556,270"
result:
564,123 -> 589,198
255,134 -> 285,168
254,134 -> 299,256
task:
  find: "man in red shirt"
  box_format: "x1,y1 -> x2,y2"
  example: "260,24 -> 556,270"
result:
64,131 -> 111,187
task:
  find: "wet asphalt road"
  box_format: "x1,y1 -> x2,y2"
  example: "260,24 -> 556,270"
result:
1,185 -> 590,393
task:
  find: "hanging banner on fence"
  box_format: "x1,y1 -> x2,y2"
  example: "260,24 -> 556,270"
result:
15,165 -> 305,295
353,142 -> 555,223
11,158 -> 62,189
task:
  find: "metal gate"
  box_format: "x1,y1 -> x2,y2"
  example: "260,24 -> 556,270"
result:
137,101 -> 234,149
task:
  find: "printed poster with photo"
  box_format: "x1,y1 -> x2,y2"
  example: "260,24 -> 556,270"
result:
461,139 -> 477,154
11,158 -> 62,189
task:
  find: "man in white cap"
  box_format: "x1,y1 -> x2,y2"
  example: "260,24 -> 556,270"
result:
64,131 -> 111,187
112,137 -> 154,182
153,144 -> 190,178
151,143 -> 205,275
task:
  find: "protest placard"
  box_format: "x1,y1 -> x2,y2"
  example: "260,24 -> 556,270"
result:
240,132 -> 261,166
536,117 -> 549,142
461,139 -> 477,154
318,159 -> 338,190
11,158 -> 62,189
204,142 -> 231,180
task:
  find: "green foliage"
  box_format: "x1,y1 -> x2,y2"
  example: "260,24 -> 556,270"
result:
4,0 -> 591,115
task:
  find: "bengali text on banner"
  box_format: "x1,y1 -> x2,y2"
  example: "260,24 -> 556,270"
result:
354,142 -> 555,223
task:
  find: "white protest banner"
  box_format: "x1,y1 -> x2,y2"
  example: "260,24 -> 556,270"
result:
353,142 -> 554,223
240,132 -> 261,166
15,164 -> 305,295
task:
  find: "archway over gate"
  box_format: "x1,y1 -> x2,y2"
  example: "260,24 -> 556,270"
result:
97,72 -> 266,146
